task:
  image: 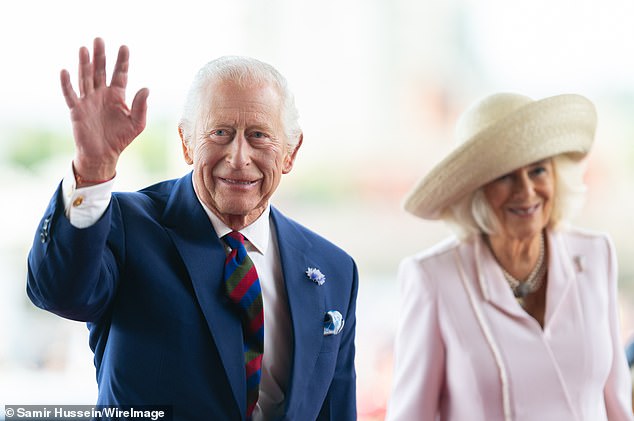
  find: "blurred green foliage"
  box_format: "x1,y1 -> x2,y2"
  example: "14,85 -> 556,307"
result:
4,120 -> 177,177
6,128 -> 72,170
126,120 -> 175,176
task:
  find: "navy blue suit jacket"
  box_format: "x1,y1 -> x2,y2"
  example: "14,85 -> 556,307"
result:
27,173 -> 358,420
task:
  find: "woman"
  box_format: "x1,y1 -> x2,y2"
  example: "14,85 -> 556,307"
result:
386,93 -> 633,420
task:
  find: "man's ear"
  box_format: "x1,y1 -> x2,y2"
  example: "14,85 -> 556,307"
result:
282,133 -> 303,174
179,126 -> 194,165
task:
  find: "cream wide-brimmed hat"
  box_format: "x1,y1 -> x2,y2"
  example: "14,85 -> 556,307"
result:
403,93 -> 597,220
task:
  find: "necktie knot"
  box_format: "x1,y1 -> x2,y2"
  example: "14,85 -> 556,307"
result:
223,231 -> 249,264
224,231 -> 245,249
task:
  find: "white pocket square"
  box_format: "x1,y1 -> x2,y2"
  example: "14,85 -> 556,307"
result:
324,310 -> 345,336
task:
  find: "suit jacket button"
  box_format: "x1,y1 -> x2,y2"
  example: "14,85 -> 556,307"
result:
40,218 -> 50,243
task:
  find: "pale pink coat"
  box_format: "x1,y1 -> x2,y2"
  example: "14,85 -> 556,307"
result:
386,228 -> 633,421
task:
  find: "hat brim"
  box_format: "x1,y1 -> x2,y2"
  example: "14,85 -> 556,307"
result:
403,94 -> 597,220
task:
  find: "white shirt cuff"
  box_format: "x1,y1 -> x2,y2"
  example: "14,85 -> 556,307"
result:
61,163 -> 114,229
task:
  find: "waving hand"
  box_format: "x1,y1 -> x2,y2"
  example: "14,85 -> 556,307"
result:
61,37 -> 149,186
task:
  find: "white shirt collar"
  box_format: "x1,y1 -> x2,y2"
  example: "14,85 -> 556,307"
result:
197,200 -> 271,255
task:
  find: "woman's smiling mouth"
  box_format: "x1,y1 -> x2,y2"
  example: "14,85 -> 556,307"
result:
507,203 -> 541,217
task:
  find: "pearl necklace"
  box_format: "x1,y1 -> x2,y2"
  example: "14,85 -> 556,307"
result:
500,233 -> 547,299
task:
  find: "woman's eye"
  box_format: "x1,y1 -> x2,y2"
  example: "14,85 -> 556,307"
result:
531,166 -> 547,176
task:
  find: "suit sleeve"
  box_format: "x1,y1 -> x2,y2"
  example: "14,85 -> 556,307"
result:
603,235 -> 634,420
386,256 -> 444,421
26,183 -> 123,322
317,258 -> 359,421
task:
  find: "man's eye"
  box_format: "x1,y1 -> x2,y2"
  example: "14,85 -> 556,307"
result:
213,129 -> 229,136
250,131 -> 267,139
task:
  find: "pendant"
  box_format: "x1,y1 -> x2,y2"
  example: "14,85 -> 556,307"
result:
514,282 -> 533,298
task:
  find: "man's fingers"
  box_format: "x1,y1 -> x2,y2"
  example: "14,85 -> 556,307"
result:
60,69 -> 78,109
92,38 -> 107,88
78,46 -> 94,97
110,45 -> 130,90
130,88 -> 150,132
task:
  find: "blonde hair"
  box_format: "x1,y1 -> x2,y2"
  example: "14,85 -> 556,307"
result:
443,154 -> 587,238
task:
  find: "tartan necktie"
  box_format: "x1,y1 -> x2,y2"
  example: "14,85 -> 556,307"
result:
223,231 -> 264,420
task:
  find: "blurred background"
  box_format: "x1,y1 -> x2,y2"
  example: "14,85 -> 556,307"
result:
2,0 -> 634,419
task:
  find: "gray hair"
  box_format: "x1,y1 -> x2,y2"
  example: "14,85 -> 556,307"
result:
443,154 -> 587,238
179,56 -> 302,149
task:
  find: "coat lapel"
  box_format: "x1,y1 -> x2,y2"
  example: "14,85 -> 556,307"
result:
471,232 -> 577,329
162,173 -> 245,418
471,235 -> 528,320
543,230 -> 576,329
270,208 -> 325,413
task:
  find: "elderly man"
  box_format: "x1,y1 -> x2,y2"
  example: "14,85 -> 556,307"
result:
27,38 -> 358,421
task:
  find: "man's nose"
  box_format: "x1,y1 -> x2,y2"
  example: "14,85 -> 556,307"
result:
226,133 -> 251,168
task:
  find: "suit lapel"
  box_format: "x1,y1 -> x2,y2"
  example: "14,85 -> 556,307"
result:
270,208 -> 325,412
471,235 -> 529,320
162,173 -> 245,418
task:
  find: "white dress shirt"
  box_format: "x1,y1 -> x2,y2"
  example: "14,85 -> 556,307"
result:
61,165 -> 292,420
